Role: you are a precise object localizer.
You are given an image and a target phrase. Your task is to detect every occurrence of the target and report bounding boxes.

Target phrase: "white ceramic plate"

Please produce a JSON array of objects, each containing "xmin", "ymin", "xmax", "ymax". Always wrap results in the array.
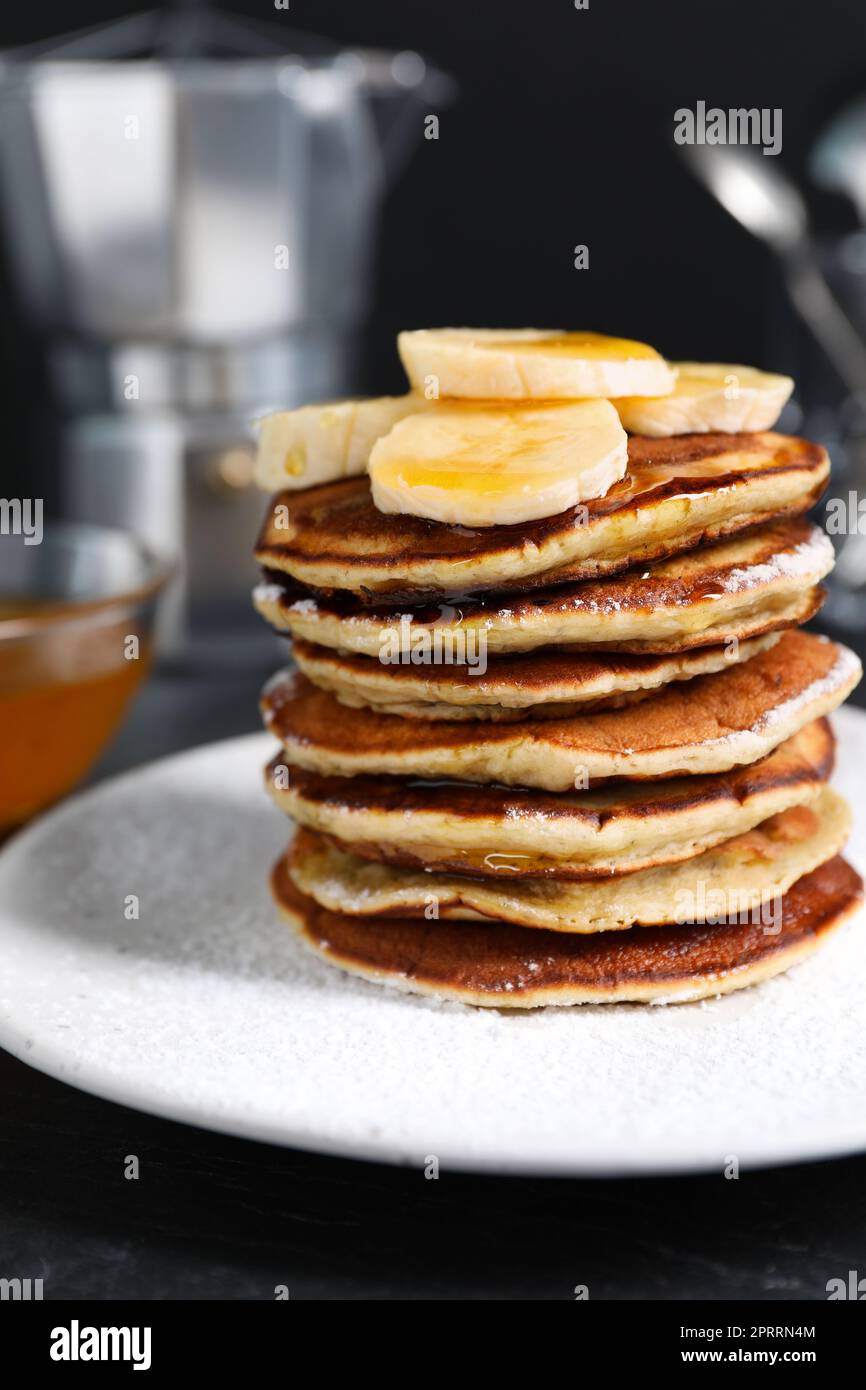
[{"xmin": 1, "ymin": 710, "xmax": 865, "ymax": 1177}]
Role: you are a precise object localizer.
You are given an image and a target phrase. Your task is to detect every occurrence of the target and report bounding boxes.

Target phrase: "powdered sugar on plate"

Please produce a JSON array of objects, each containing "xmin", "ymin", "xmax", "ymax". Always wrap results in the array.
[{"xmin": 0, "ymin": 715, "xmax": 864, "ymax": 1176}]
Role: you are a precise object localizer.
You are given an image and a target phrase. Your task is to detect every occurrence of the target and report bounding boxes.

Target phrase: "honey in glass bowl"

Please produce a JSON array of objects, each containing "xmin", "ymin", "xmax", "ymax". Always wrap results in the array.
[{"xmin": 0, "ymin": 523, "xmax": 172, "ymax": 833}]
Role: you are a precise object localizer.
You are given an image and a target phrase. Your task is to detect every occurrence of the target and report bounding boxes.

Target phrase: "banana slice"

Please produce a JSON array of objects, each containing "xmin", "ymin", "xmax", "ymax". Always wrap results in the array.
[
  {"xmin": 615, "ymin": 362, "xmax": 794, "ymax": 436},
  {"xmin": 397, "ymin": 328, "xmax": 675, "ymax": 399},
  {"xmin": 254, "ymin": 395, "xmax": 432, "ymax": 491},
  {"xmin": 369, "ymin": 399, "xmax": 628, "ymax": 526}
]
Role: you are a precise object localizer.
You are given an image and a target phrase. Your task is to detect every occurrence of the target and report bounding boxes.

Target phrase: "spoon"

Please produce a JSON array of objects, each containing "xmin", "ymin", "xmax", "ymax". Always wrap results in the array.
[
  {"xmin": 678, "ymin": 141, "xmax": 866, "ymax": 403},
  {"xmin": 679, "ymin": 141, "xmax": 866, "ymax": 587}
]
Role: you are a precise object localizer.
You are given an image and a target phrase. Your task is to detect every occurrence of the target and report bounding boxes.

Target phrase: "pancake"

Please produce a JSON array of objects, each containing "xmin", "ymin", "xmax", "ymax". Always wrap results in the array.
[
  {"xmin": 261, "ymin": 632, "xmax": 859, "ymax": 790},
  {"xmin": 287, "ymin": 788, "xmax": 851, "ymax": 933},
  {"xmin": 272, "ymin": 854, "xmax": 864, "ymax": 1007},
  {"xmin": 291, "ymin": 632, "xmax": 782, "ymax": 722},
  {"xmin": 255, "ymin": 519, "xmax": 832, "ymax": 657},
  {"xmin": 265, "ymin": 717, "xmax": 835, "ymax": 879},
  {"xmin": 254, "ymin": 433, "xmax": 829, "ymax": 597}
]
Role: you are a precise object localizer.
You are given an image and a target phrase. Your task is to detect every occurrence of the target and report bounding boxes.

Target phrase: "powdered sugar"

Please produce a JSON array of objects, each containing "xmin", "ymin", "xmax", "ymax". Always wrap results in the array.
[
  {"xmin": 253, "ymin": 582, "xmax": 288, "ymax": 605},
  {"xmin": 719, "ymin": 529, "xmax": 834, "ymax": 595},
  {"xmin": 752, "ymin": 643, "xmax": 862, "ymax": 735}
]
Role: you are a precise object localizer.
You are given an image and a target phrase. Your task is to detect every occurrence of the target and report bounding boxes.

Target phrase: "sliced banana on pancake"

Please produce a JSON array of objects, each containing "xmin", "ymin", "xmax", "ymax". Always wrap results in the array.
[
  {"xmin": 254, "ymin": 395, "xmax": 432, "ymax": 492},
  {"xmin": 273, "ymin": 854, "xmax": 863, "ymax": 1007},
  {"xmin": 262, "ymin": 632, "xmax": 859, "ymax": 790},
  {"xmin": 397, "ymin": 328, "xmax": 675, "ymax": 399},
  {"xmin": 369, "ymin": 399, "xmax": 628, "ymax": 526},
  {"xmin": 287, "ymin": 789, "xmax": 851, "ymax": 934},
  {"xmin": 254, "ymin": 433, "xmax": 830, "ymax": 597},
  {"xmin": 615, "ymin": 363, "xmax": 794, "ymax": 436},
  {"xmin": 257, "ymin": 519, "xmax": 832, "ymax": 657},
  {"xmin": 292, "ymin": 633, "xmax": 781, "ymax": 722},
  {"xmin": 265, "ymin": 718, "xmax": 835, "ymax": 880}
]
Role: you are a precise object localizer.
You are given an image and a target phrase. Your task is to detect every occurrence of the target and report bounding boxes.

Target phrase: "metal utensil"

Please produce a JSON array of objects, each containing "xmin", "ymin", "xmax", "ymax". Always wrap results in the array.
[
  {"xmin": 811, "ymin": 95, "xmax": 866, "ymax": 224},
  {"xmin": 678, "ymin": 141, "xmax": 866, "ymax": 404}
]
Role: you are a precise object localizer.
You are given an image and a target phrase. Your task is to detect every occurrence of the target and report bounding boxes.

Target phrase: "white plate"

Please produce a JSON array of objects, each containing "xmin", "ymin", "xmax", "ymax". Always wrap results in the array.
[{"xmin": 1, "ymin": 710, "xmax": 866, "ymax": 1178}]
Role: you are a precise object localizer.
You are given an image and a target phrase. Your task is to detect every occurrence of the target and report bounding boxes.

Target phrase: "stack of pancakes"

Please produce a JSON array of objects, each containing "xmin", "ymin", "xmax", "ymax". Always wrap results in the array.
[{"xmin": 252, "ymin": 348, "xmax": 863, "ymax": 1008}]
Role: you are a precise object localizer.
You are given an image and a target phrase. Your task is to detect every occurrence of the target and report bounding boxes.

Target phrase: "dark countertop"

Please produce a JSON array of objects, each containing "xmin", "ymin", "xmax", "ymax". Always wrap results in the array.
[{"xmin": 2, "ymin": 620, "xmax": 866, "ymax": 1302}]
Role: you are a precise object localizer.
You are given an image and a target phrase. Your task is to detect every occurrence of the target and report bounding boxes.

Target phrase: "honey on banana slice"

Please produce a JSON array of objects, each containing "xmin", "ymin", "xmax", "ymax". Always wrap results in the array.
[
  {"xmin": 616, "ymin": 362, "xmax": 793, "ymax": 435},
  {"xmin": 369, "ymin": 398, "xmax": 628, "ymax": 526},
  {"xmin": 254, "ymin": 394, "xmax": 433, "ymax": 491},
  {"xmin": 398, "ymin": 327, "xmax": 675, "ymax": 399}
]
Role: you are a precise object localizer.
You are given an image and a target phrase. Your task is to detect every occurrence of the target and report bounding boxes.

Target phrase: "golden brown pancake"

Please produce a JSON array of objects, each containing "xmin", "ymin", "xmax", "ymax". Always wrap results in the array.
[
  {"xmin": 271, "ymin": 854, "xmax": 863, "ymax": 1007},
  {"xmin": 287, "ymin": 789, "xmax": 851, "ymax": 933},
  {"xmin": 291, "ymin": 632, "xmax": 781, "ymax": 722},
  {"xmin": 261, "ymin": 632, "xmax": 860, "ymax": 790},
  {"xmin": 254, "ymin": 433, "xmax": 830, "ymax": 597},
  {"xmin": 265, "ymin": 718, "xmax": 836, "ymax": 879},
  {"xmin": 255, "ymin": 518, "xmax": 832, "ymax": 657}
]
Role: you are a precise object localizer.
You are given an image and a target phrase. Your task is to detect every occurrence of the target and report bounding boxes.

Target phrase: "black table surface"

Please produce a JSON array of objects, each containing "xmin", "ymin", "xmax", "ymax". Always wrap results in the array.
[{"xmin": 3, "ymin": 623, "xmax": 866, "ymax": 1302}]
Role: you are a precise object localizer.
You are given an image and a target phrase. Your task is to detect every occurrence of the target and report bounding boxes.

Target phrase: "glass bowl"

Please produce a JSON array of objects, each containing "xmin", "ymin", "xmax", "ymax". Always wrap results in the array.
[{"xmin": 0, "ymin": 521, "xmax": 172, "ymax": 832}]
